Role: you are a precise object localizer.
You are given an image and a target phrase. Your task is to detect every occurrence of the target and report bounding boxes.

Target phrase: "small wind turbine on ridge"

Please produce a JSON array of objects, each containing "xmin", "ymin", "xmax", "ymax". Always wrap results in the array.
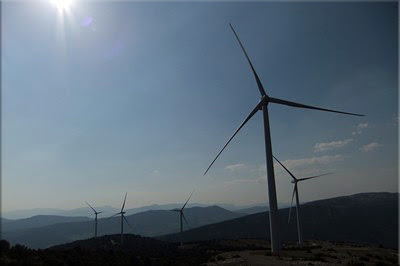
[
  {"xmin": 86, "ymin": 201, "xmax": 102, "ymax": 238},
  {"xmin": 171, "ymin": 190, "xmax": 194, "ymax": 247},
  {"xmin": 274, "ymin": 155, "xmax": 331, "ymax": 244},
  {"xmin": 110, "ymin": 192, "xmax": 133, "ymax": 247}
]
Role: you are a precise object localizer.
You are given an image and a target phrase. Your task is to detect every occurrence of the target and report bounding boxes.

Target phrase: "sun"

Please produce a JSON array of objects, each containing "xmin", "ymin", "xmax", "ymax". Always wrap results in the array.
[{"xmin": 50, "ymin": 0, "xmax": 74, "ymax": 12}]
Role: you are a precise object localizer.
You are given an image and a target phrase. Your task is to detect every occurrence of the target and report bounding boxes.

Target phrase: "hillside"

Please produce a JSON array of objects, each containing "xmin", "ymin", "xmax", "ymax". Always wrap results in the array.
[
  {"xmin": 2, "ymin": 206, "xmax": 244, "ymax": 249},
  {"xmin": 159, "ymin": 192, "xmax": 398, "ymax": 248}
]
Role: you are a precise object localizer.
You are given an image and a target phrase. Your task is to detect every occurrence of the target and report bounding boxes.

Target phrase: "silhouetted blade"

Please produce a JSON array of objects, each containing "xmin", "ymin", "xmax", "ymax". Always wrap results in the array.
[
  {"xmin": 182, "ymin": 190, "xmax": 195, "ymax": 210},
  {"xmin": 273, "ymin": 156, "xmax": 297, "ymax": 181},
  {"xmin": 269, "ymin": 97, "xmax": 364, "ymax": 117},
  {"xmin": 109, "ymin": 213, "xmax": 120, "ymax": 218},
  {"xmin": 123, "ymin": 216, "xmax": 134, "ymax": 230},
  {"xmin": 204, "ymin": 101, "xmax": 262, "ymax": 176},
  {"xmin": 121, "ymin": 192, "xmax": 127, "ymax": 212},
  {"xmin": 288, "ymin": 185, "xmax": 296, "ymax": 223},
  {"xmin": 170, "ymin": 209, "xmax": 181, "ymax": 212},
  {"xmin": 229, "ymin": 23, "xmax": 267, "ymax": 97},
  {"xmin": 85, "ymin": 202, "xmax": 96, "ymax": 213},
  {"xmin": 97, "ymin": 211, "xmax": 103, "ymax": 215},
  {"xmin": 298, "ymin": 173, "xmax": 332, "ymax": 182},
  {"xmin": 182, "ymin": 213, "xmax": 189, "ymax": 227}
]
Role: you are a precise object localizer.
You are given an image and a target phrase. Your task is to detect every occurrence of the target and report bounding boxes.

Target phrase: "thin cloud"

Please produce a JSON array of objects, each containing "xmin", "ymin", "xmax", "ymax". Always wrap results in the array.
[
  {"xmin": 224, "ymin": 163, "xmax": 245, "ymax": 171},
  {"xmin": 361, "ymin": 142, "xmax": 382, "ymax": 152},
  {"xmin": 357, "ymin": 123, "xmax": 368, "ymax": 129},
  {"xmin": 314, "ymin": 139, "xmax": 353, "ymax": 152},
  {"xmin": 277, "ymin": 155, "xmax": 344, "ymax": 169},
  {"xmin": 223, "ymin": 175, "xmax": 265, "ymax": 186},
  {"xmin": 353, "ymin": 122, "xmax": 368, "ymax": 135}
]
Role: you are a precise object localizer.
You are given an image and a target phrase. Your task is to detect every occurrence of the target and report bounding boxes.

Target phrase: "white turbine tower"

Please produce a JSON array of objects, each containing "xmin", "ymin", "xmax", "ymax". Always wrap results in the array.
[
  {"xmin": 274, "ymin": 156, "xmax": 331, "ymax": 244},
  {"xmin": 171, "ymin": 190, "xmax": 194, "ymax": 247},
  {"xmin": 110, "ymin": 192, "xmax": 132, "ymax": 246},
  {"xmin": 203, "ymin": 24, "xmax": 364, "ymax": 252},
  {"xmin": 86, "ymin": 202, "xmax": 102, "ymax": 238}
]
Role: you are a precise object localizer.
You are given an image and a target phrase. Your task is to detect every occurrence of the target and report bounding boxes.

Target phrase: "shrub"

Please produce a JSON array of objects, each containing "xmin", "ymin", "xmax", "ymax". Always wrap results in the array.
[{"xmin": 0, "ymin": 240, "xmax": 10, "ymax": 252}]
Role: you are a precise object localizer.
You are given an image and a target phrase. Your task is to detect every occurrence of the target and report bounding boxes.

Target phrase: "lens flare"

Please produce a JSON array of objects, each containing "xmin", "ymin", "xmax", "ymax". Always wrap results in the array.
[{"xmin": 50, "ymin": 0, "xmax": 74, "ymax": 12}]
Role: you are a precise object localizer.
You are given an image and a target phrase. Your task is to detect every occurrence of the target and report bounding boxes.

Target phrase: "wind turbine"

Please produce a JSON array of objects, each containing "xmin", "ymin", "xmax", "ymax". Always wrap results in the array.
[
  {"xmin": 274, "ymin": 156, "xmax": 330, "ymax": 244},
  {"xmin": 171, "ymin": 190, "xmax": 194, "ymax": 247},
  {"xmin": 203, "ymin": 24, "xmax": 364, "ymax": 252},
  {"xmin": 110, "ymin": 192, "xmax": 132, "ymax": 246},
  {"xmin": 85, "ymin": 201, "xmax": 102, "ymax": 238}
]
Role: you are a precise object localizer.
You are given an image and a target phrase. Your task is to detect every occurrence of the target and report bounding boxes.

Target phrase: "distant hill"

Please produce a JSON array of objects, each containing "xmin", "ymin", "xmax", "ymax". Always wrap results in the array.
[
  {"xmin": 2, "ymin": 206, "xmax": 119, "ymax": 219},
  {"xmin": 2, "ymin": 215, "xmax": 91, "ymax": 232},
  {"xmin": 2, "ymin": 206, "xmax": 245, "ymax": 249},
  {"xmin": 1, "ymin": 203, "xmax": 240, "ymax": 219},
  {"xmin": 159, "ymin": 192, "xmax": 398, "ymax": 248},
  {"xmin": 236, "ymin": 206, "xmax": 269, "ymax": 214}
]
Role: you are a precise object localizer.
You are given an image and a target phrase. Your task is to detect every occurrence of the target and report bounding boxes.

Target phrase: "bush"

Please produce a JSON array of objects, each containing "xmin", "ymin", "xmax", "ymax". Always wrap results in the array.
[{"xmin": 0, "ymin": 240, "xmax": 10, "ymax": 252}]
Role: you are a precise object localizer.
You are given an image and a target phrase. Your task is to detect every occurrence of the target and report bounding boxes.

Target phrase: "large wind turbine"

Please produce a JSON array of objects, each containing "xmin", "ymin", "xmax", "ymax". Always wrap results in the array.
[
  {"xmin": 274, "ymin": 156, "xmax": 330, "ymax": 244},
  {"xmin": 110, "ymin": 192, "xmax": 132, "ymax": 246},
  {"xmin": 171, "ymin": 190, "xmax": 194, "ymax": 247},
  {"xmin": 203, "ymin": 24, "xmax": 363, "ymax": 252},
  {"xmin": 86, "ymin": 201, "xmax": 102, "ymax": 238}
]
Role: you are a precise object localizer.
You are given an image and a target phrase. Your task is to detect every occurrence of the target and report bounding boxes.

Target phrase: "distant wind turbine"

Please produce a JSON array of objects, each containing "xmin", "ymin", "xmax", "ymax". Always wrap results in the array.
[
  {"xmin": 85, "ymin": 201, "xmax": 102, "ymax": 238},
  {"xmin": 110, "ymin": 192, "xmax": 133, "ymax": 246},
  {"xmin": 171, "ymin": 190, "xmax": 194, "ymax": 247},
  {"xmin": 203, "ymin": 23, "xmax": 363, "ymax": 252},
  {"xmin": 274, "ymin": 156, "xmax": 331, "ymax": 244}
]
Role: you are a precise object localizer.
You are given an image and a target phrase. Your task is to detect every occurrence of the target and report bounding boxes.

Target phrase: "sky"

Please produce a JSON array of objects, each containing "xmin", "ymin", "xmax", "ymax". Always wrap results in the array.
[{"xmin": 2, "ymin": 1, "xmax": 398, "ymax": 212}]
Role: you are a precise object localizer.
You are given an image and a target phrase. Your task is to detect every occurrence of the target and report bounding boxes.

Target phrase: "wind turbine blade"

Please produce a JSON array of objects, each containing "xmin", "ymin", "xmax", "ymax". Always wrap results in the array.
[
  {"xmin": 182, "ymin": 190, "xmax": 194, "ymax": 210},
  {"xmin": 273, "ymin": 156, "xmax": 297, "ymax": 181},
  {"xmin": 123, "ymin": 216, "xmax": 134, "ymax": 230},
  {"xmin": 121, "ymin": 192, "xmax": 127, "ymax": 212},
  {"xmin": 298, "ymin": 173, "xmax": 332, "ymax": 182},
  {"xmin": 85, "ymin": 202, "xmax": 97, "ymax": 213},
  {"xmin": 203, "ymin": 101, "xmax": 262, "ymax": 176},
  {"xmin": 229, "ymin": 23, "xmax": 267, "ymax": 97},
  {"xmin": 170, "ymin": 209, "xmax": 181, "ymax": 212},
  {"xmin": 288, "ymin": 185, "xmax": 296, "ymax": 223},
  {"xmin": 97, "ymin": 211, "xmax": 103, "ymax": 214},
  {"xmin": 182, "ymin": 212, "xmax": 189, "ymax": 228},
  {"xmin": 269, "ymin": 97, "xmax": 364, "ymax": 117},
  {"xmin": 109, "ymin": 213, "xmax": 120, "ymax": 218}
]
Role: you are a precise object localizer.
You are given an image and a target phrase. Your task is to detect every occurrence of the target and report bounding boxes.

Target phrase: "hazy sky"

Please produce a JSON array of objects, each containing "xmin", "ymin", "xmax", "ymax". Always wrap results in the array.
[{"xmin": 2, "ymin": 1, "xmax": 398, "ymax": 212}]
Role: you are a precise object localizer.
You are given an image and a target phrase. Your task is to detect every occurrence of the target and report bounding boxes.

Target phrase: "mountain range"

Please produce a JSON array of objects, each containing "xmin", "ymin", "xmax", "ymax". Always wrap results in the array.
[
  {"xmin": 158, "ymin": 192, "xmax": 398, "ymax": 248},
  {"xmin": 1, "ymin": 203, "xmax": 268, "ymax": 219},
  {"xmin": 2, "ymin": 206, "xmax": 245, "ymax": 249}
]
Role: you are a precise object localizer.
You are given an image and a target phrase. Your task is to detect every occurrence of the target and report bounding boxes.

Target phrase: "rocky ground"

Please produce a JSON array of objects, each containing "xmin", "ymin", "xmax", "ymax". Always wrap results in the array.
[{"xmin": 203, "ymin": 239, "xmax": 398, "ymax": 266}]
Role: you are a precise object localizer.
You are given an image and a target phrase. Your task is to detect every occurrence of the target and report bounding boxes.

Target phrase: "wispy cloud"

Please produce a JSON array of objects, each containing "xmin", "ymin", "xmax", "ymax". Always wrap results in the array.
[
  {"xmin": 223, "ymin": 175, "xmax": 265, "ymax": 186},
  {"xmin": 152, "ymin": 170, "xmax": 159, "ymax": 174},
  {"xmin": 314, "ymin": 139, "xmax": 353, "ymax": 152},
  {"xmin": 224, "ymin": 163, "xmax": 245, "ymax": 171},
  {"xmin": 361, "ymin": 142, "xmax": 382, "ymax": 152},
  {"xmin": 277, "ymin": 155, "xmax": 344, "ymax": 169},
  {"xmin": 352, "ymin": 122, "xmax": 368, "ymax": 135}
]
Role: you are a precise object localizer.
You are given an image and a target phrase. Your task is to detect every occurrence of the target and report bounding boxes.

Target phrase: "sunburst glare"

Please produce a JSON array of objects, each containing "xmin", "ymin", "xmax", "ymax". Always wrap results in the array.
[{"xmin": 50, "ymin": 0, "xmax": 74, "ymax": 13}]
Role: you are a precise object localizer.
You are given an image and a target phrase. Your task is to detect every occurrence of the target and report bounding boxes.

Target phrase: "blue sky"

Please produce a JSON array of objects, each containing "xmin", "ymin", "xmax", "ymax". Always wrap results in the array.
[{"xmin": 2, "ymin": 1, "xmax": 398, "ymax": 212}]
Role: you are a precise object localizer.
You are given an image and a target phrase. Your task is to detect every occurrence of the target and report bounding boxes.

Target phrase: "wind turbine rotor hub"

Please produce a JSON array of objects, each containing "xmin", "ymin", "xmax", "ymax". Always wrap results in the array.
[{"xmin": 260, "ymin": 95, "xmax": 270, "ymax": 107}]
